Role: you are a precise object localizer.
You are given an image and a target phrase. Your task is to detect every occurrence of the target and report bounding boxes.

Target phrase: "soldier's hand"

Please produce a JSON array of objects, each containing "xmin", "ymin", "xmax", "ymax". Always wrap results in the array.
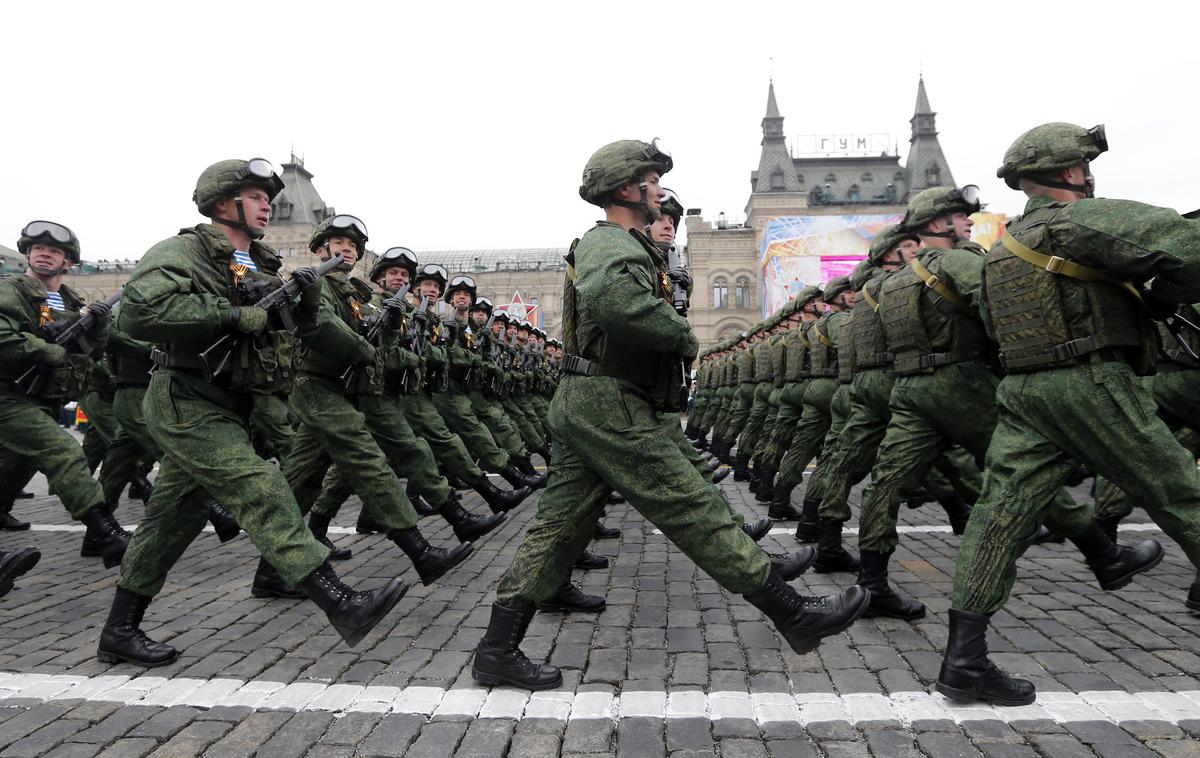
[
  {"xmin": 227, "ymin": 305, "xmax": 270, "ymax": 335},
  {"xmin": 666, "ymin": 266, "xmax": 693, "ymax": 292},
  {"xmin": 291, "ymin": 266, "xmax": 320, "ymax": 288},
  {"xmin": 86, "ymin": 300, "xmax": 113, "ymax": 322},
  {"xmin": 383, "ymin": 293, "xmax": 408, "ymax": 313},
  {"xmin": 299, "ymin": 279, "xmax": 323, "ymax": 312}
]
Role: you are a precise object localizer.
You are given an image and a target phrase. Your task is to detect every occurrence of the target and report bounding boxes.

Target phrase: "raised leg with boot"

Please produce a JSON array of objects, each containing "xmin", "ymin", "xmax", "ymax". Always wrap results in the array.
[
  {"xmin": 743, "ymin": 568, "xmax": 871, "ymax": 655},
  {"xmin": 439, "ymin": 494, "xmax": 506, "ymax": 542},
  {"xmin": 207, "ymin": 500, "xmax": 241, "ymax": 543},
  {"xmin": 298, "ymin": 560, "xmax": 409, "ymax": 647},
  {"xmin": 537, "ymin": 580, "xmax": 605, "ymax": 613},
  {"xmin": 80, "ymin": 507, "xmax": 130, "ymax": 568},
  {"xmin": 251, "ymin": 557, "xmax": 307, "ymax": 599},
  {"xmin": 1068, "ymin": 522, "xmax": 1163, "ymax": 591},
  {"xmin": 391, "ymin": 528, "xmax": 473, "ymax": 585},
  {"xmin": 475, "ymin": 475, "xmax": 531, "ymax": 514}
]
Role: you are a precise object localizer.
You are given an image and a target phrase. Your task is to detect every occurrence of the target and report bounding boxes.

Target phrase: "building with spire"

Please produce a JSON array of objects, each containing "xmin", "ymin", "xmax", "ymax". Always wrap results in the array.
[
  {"xmin": 685, "ymin": 76, "xmax": 959, "ymax": 347},
  {"xmin": 261, "ymin": 153, "xmax": 338, "ymax": 271}
]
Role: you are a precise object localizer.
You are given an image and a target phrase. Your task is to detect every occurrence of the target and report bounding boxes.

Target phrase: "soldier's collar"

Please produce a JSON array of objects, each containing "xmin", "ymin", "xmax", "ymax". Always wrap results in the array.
[{"xmin": 1023, "ymin": 195, "xmax": 1062, "ymax": 213}]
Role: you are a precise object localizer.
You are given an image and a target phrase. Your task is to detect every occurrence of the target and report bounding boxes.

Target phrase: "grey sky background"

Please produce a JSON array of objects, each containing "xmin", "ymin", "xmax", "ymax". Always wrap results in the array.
[{"xmin": 3, "ymin": 0, "xmax": 1197, "ymax": 262}]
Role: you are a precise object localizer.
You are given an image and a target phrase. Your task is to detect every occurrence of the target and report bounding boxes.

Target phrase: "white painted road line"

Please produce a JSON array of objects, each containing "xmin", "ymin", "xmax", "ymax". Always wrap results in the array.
[
  {"xmin": 653, "ymin": 523, "xmax": 1165, "ymax": 538},
  {"xmin": 1, "ymin": 672, "xmax": 1197, "ymax": 725}
]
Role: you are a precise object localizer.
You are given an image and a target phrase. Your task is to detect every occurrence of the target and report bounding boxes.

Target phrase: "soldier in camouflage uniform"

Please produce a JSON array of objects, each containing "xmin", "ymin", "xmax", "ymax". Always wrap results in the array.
[
  {"xmin": 736, "ymin": 317, "xmax": 782, "ymax": 492},
  {"xmin": 471, "ymin": 139, "xmax": 868, "ymax": 690},
  {"xmin": 103, "ymin": 160, "xmax": 409, "ymax": 666},
  {"xmin": 0, "ymin": 220, "xmax": 129, "ymax": 563},
  {"xmin": 939, "ymin": 124, "xmax": 1198, "ymax": 705}
]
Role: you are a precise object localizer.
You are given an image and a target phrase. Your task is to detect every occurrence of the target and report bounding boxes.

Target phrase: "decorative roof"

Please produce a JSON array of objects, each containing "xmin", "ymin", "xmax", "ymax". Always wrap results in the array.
[
  {"xmin": 903, "ymin": 77, "xmax": 955, "ymax": 193},
  {"xmin": 753, "ymin": 81, "xmax": 800, "ymax": 193},
  {"xmin": 270, "ymin": 154, "xmax": 334, "ymax": 226}
]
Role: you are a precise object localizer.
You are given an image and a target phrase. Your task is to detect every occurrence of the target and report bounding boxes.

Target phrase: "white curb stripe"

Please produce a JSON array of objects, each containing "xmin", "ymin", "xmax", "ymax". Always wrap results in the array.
[
  {"xmin": 0, "ymin": 672, "xmax": 1197, "ymax": 725},
  {"xmin": 654, "ymin": 523, "xmax": 1164, "ymax": 538}
]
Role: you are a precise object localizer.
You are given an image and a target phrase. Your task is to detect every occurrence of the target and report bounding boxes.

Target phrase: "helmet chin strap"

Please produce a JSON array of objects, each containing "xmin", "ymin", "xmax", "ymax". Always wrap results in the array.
[
  {"xmin": 212, "ymin": 191, "xmax": 266, "ymax": 240},
  {"xmin": 1030, "ymin": 166, "xmax": 1095, "ymax": 198},
  {"xmin": 612, "ymin": 177, "xmax": 661, "ymax": 233},
  {"xmin": 921, "ymin": 214, "xmax": 962, "ymax": 244}
]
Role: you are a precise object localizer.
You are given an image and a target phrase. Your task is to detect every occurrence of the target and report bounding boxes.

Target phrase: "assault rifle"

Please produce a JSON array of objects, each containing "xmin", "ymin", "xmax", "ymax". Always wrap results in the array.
[
  {"xmin": 199, "ymin": 255, "xmax": 343, "ymax": 382},
  {"xmin": 17, "ymin": 288, "xmax": 123, "ymax": 395},
  {"xmin": 341, "ymin": 283, "xmax": 410, "ymax": 389},
  {"xmin": 398, "ymin": 295, "xmax": 432, "ymax": 394},
  {"xmin": 657, "ymin": 245, "xmax": 691, "ymax": 411}
]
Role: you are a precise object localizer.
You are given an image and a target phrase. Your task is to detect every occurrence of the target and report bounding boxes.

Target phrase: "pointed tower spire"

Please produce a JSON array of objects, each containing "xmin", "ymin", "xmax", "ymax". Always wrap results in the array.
[
  {"xmin": 753, "ymin": 80, "xmax": 799, "ymax": 193},
  {"xmin": 903, "ymin": 76, "xmax": 955, "ymax": 196}
]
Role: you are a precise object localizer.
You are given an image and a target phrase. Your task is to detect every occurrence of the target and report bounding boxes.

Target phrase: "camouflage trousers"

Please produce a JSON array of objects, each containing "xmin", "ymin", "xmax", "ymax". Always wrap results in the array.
[
  {"xmin": 1094, "ymin": 370, "xmax": 1200, "ymax": 521},
  {"xmin": 777, "ymin": 378, "xmax": 837, "ymax": 489},
  {"xmin": 400, "ymin": 391, "xmax": 486, "ymax": 483},
  {"xmin": 949, "ymin": 362, "xmax": 1200, "ymax": 613},
  {"xmin": 80, "ymin": 388, "xmax": 117, "ymax": 473},
  {"xmin": 283, "ymin": 376, "xmax": 419, "ymax": 531},
  {"xmin": 709, "ymin": 386, "xmax": 736, "ymax": 439},
  {"xmin": 468, "ymin": 389, "xmax": 529, "ymax": 460},
  {"xmin": 501, "ymin": 395, "xmax": 546, "ymax": 453},
  {"xmin": 250, "ymin": 392, "xmax": 295, "ymax": 462},
  {"xmin": 752, "ymin": 388, "xmax": 784, "ymax": 468},
  {"xmin": 722, "ymin": 383, "xmax": 758, "ymax": 445},
  {"xmin": 99, "ymin": 386, "xmax": 158, "ymax": 503},
  {"xmin": 312, "ymin": 391, "xmax": 454, "ymax": 518},
  {"xmin": 495, "ymin": 376, "xmax": 770, "ymax": 606},
  {"xmin": 433, "ymin": 380, "xmax": 510, "ymax": 471},
  {"xmin": 808, "ymin": 383, "xmax": 853, "ymax": 521},
  {"xmin": 737, "ymin": 382, "xmax": 775, "ymax": 459},
  {"xmin": 760, "ymin": 381, "xmax": 806, "ymax": 474},
  {"xmin": 119, "ymin": 371, "xmax": 328, "ymax": 596},
  {"xmin": 0, "ymin": 385, "xmax": 106, "ymax": 519}
]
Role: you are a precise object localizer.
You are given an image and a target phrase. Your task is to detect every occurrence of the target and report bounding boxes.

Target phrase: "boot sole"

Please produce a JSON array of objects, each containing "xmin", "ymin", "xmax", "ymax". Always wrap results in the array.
[
  {"xmin": 455, "ymin": 515, "xmax": 507, "ymax": 543},
  {"xmin": 251, "ymin": 587, "xmax": 307, "ymax": 599},
  {"xmin": 337, "ymin": 580, "xmax": 410, "ymax": 647},
  {"xmin": 935, "ymin": 681, "xmax": 1035, "ymax": 707},
  {"xmin": 0, "ymin": 524, "xmax": 31, "ymax": 531},
  {"xmin": 215, "ymin": 529, "xmax": 241, "ymax": 543},
  {"xmin": 1097, "ymin": 547, "xmax": 1164, "ymax": 591},
  {"xmin": 813, "ymin": 562, "xmax": 861, "ymax": 575},
  {"xmin": 471, "ymin": 666, "xmax": 563, "ymax": 690},
  {"xmin": 536, "ymin": 602, "xmax": 606, "ymax": 613},
  {"xmin": 573, "ymin": 561, "xmax": 610, "ymax": 570},
  {"xmin": 97, "ymin": 648, "xmax": 181, "ymax": 668},
  {"xmin": 861, "ymin": 603, "xmax": 926, "ymax": 620},
  {"xmin": 1, "ymin": 549, "xmax": 41, "ymax": 579},
  {"xmin": 101, "ymin": 547, "xmax": 126, "ymax": 570},
  {"xmin": 787, "ymin": 590, "xmax": 872, "ymax": 655},
  {"xmin": 419, "ymin": 544, "xmax": 474, "ymax": 586}
]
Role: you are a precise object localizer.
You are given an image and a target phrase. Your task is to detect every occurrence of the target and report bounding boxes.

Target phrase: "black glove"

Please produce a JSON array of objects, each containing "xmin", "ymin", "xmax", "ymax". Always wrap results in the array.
[
  {"xmin": 291, "ymin": 266, "xmax": 320, "ymax": 288},
  {"xmin": 666, "ymin": 267, "xmax": 693, "ymax": 292},
  {"xmin": 383, "ymin": 293, "xmax": 408, "ymax": 313},
  {"xmin": 1142, "ymin": 289, "xmax": 1178, "ymax": 321},
  {"xmin": 86, "ymin": 300, "xmax": 113, "ymax": 322}
]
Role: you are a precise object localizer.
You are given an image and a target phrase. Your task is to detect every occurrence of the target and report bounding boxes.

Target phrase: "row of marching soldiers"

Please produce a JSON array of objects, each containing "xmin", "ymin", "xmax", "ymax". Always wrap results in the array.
[
  {"xmin": 0, "ymin": 156, "xmax": 586, "ymax": 664},
  {"xmin": 687, "ymin": 122, "xmax": 1200, "ymax": 705}
]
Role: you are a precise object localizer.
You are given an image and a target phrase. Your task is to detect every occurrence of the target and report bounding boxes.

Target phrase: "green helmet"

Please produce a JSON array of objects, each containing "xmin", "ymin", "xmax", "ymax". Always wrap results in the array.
[
  {"xmin": 822, "ymin": 275, "xmax": 852, "ymax": 303},
  {"xmin": 797, "ymin": 285, "xmax": 823, "ymax": 308},
  {"xmin": 193, "ymin": 158, "xmax": 284, "ymax": 215},
  {"xmin": 868, "ymin": 224, "xmax": 920, "ymax": 264},
  {"xmin": 849, "ymin": 259, "xmax": 875, "ymax": 290},
  {"xmin": 660, "ymin": 187, "xmax": 684, "ymax": 226},
  {"xmin": 370, "ymin": 246, "xmax": 418, "ymax": 283},
  {"xmin": 579, "ymin": 139, "xmax": 672, "ymax": 206},
  {"xmin": 18, "ymin": 220, "xmax": 81, "ymax": 264},
  {"xmin": 444, "ymin": 274, "xmax": 477, "ymax": 305},
  {"xmin": 310, "ymin": 214, "xmax": 369, "ymax": 255},
  {"xmin": 903, "ymin": 185, "xmax": 982, "ymax": 231},
  {"xmin": 997, "ymin": 122, "xmax": 1108, "ymax": 190},
  {"xmin": 472, "ymin": 296, "xmax": 494, "ymax": 314}
]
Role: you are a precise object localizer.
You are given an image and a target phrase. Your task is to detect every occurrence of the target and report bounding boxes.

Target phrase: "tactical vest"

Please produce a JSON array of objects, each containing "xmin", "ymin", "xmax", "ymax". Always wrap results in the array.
[
  {"xmin": 4, "ymin": 274, "xmax": 90, "ymax": 401},
  {"xmin": 838, "ymin": 313, "xmax": 855, "ymax": 384},
  {"xmin": 736, "ymin": 348, "xmax": 756, "ymax": 384},
  {"xmin": 770, "ymin": 335, "xmax": 787, "ymax": 388},
  {"xmin": 881, "ymin": 249, "xmax": 990, "ymax": 376},
  {"xmin": 753, "ymin": 339, "xmax": 774, "ymax": 382},
  {"xmin": 808, "ymin": 316, "xmax": 838, "ymax": 377},
  {"xmin": 1158, "ymin": 304, "xmax": 1200, "ymax": 368},
  {"xmin": 852, "ymin": 276, "xmax": 893, "ymax": 370},
  {"xmin": 986, "ymin": 203, "xmax": 1155, "ymax": 374},
  {"xmin": 783, "ymin": 326, "xmax": 809, "ymax": 382}
]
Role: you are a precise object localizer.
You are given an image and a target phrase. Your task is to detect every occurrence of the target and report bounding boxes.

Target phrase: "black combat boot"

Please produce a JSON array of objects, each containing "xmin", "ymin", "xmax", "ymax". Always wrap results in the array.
[
  {"xmin": 903, "ymin": 487, "xmax": 934, "ymax": 509},
  {"xmin": 793, "ymin": 496, "xmax": 820, "ymax": 541},
  {"xmin": 693, "ymin": 433, "xmax": 709, "ymax": 451},
  {"xmin": 813, "ymin": 520, "xmax": 860, "ymax": 574},
  {"xmin": 732, "ymin": 453, "xmax": 751, "ymax": 482},
  {"xmin": 499, "ymin": 463, "xmax": 546, "ymax": 490},
  {"xmin": 80, "ymin": 507, "xmax": 130, "ymax": 568},
  {"xmin": 0, "ymin": 547, "xmax": 40, "ymax": 598},
  {"xmin": 97, "ymin": 587, "xmax": 180, "ymax": 667},
  {"xmin": 474, "ymin": 475, "xmax": 531, "ymax": 514},
  {"xmin": 937, "ymin": 608, "xmax": 1035, "ymax": 706},
  {"xmin": 0, "ymin": 511, "xmax": 30, "ymax": 531},
  {"xmin": 755, "ymin": 466, "xmax": 777, "ymax": 503},
  {"xmin": 439, "ymin": 494, "xmax": 506, "ymax": 542},
  {"xmin": 574, "ymin": 550, "xmax": 609, "ymax": 570},
  {"xmin": 128, "ymin": 471, "xmax": 154, "ymax": 504},
  {"xmin": 1187, "ymin": 570, "xmax": 1200, "ymax": 612},
  {"xmin": 537, "ymin": 445, "xmax": 553, "ymax": 467},
  {"xmin": 207, "ymin": 500, "xmax": 241, "ymax": 543},
  {"xmin": 594, "ymin": 520, "xmax": 620, "ymax": 540},
  {"xmin": 405, "ymin": 482, "xmax": 435, "ymax": 517},
  {"xmin": 606, "ymin": 492, "xmax": 626, "ymax": 505},
  {"xmin": 770, "ymin": 482, "xmax": 802, "ymax": 521},
  {"xmin": 769, "ymin": 547, "xmax": 816, "ymax": 581},
  {"xmin": 308, "ymin": 511, "xmax": 351, "ymax": 560},
  {"xmin": 252, "ymin": 557, "xmax": 307, "ymax": 599},
  {"xmin": 712, "ymin": 467, "xmax": 731, "ymax": 484},
  {"xmin": 748, "ymin": 463, "xmax": 761, "ymax": 494},
  {"xmin": 391, "ymin": 528, "xmax": 473, "ymax": 585},
  {"xmin": 471, "ymin": 602, "xmax": 563, "ymax": 689},
  {"xmin": 742, "ymin": 517, "xmax": 773, "ymax": 542},
  {"xmin": 856, "ymin": 550, "xmax": 925, "ymax": 619},
  {"xmin": 744, "ymin": 568, "xmax": 870, "ymax": 655},
  {"xmin": 298, "ymin": 561, "xmax": 410, "ymax": 647},
  {"xmin": 356, "ymin": 508, "xmax": 385, "ymax": 534},
  {"xmin": 1032, "ymin": 524, "xmax": 1064, "ymax": 544},
  {"xmin": 512, "ymin": 455, "xmax": 547, "ymax": 489},
  {"xmin": 537, "ymin": 580, "xmax": 606, "ymax": 613},
  {"xmin": 1068, "ymin": 522, "xmax": 1163, "ymax": 591},
  {"xmin": 938, "ymin": 495, "xmax": 972, "ymax": 536},
  {"xmin": 1094, "ymin": 514, "xmax": 1121, "ymax": 543}
]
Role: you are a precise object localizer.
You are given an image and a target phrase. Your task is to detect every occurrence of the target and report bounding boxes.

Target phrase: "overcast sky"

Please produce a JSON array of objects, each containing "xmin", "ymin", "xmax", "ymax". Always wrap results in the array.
[{"xmin": 4, "ymin": 0, "xmax": 1198, "ymax": 262}]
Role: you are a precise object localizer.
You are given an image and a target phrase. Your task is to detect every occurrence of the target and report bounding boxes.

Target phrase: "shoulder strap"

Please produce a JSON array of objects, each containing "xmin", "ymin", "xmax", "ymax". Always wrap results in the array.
[
  {"xmin": 1000, "ymin": 233, "xmax": 1143, "ymax": 303},
  {"xmin": 812, "ymin": 320, "xmax": 834, "ymax": 347},
  {"xmin": 860, "ymin": 286, "xmax": 880, "ymax": 312},
  {"xmin": 910, "ymin": 257, "xmax": 972, "ymax": 314}
]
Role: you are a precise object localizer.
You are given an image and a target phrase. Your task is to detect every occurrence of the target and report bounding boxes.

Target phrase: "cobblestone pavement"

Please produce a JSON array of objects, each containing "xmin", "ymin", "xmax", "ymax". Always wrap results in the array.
[{"xmin": 1, "ymin": 459, "xmax": 1198, "ymax": 757}]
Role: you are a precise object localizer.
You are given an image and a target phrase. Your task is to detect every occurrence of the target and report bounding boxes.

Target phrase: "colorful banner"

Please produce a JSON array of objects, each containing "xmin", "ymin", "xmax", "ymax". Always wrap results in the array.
[
  {"xmin": 503, "ymin": 291, "xmax": 542, "ymax": 327},
  {"xmin": 970, "ymin": 211, "xmax": 1007, "ymax": 251},
  {"xmin": 759, "ymin": 213, "xmax": 902, "ymax": 316}
]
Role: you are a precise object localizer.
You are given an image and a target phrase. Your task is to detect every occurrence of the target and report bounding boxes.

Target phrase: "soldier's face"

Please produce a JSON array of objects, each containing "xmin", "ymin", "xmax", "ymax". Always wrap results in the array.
[
  {"xmin": 898, "ymin": 239, "xmax": 921, "ymax": 264},
  {"xmin": 951, "ymin": 211, "xmax": 973, "ymax": 240},
  {"xmin": 418, "ymin": 280, "xmax": 442, "ymax": 300},
  {"xmin": 507, "ymin": 324, "xmax": 518, "ymax": 337},
  {"xmin": 836, "ymin": 292, "xmax": 856, "ymax": 310},
  {"xmin": 451, "ymin": 290, "xmax": 472, "ymax": 310},
  {"xmin": 650, "ymin": 213, "xmax": 676, "ymax": 244},
  {"xmin": 215, "ymin": 188, "xmax": 272, "ymax": 234},
  {"xmin": 615, "ymin": 171, "xmax": 665, "ymax": 210},
  {"xmin": 383, "ymin": 266, "xmax": 410, "ymax": 291},
  {"xmin": 492, "ymin": 321, "xmax": 504, "ymax": 336},
  {"xmin": 26, "ymin": 244, "xmax": 70, "ymax": 276},
  {"xmin": 471, "ymin": 309, "xmax": 487, "ymax": 327}
]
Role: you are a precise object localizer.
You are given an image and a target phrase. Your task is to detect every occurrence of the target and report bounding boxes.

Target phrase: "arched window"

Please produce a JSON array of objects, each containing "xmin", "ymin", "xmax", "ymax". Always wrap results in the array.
[
  {"xmin": 734, "ymin": 278, "xmax": 752, "ymax": 309},
  {"xmin": 712, "ymin": 279, "xmax": 729, "ymax": 309},
  {"xmin": 925, "ymin": 164, "xmax": 941, "ymax": 185},
  {"xmin": 847, "ymin": 184, "xmax": 861, "ymax": 201},
  {"xmin": 770, "ymin": 170, "xmax": 785, "ymax": 190}
]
